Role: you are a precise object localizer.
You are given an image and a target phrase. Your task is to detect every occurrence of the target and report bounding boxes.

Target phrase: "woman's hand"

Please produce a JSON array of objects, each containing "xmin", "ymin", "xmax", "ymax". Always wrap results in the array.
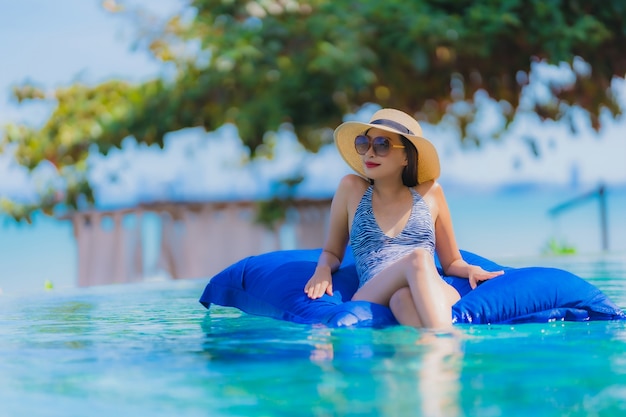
[
  {"xmin": 468, "ymin": 265, "xmax": 504, "ymax": 289},
  {"xmin": 305, "ymin": 267, "xmax": 334, "ymax": 299}
]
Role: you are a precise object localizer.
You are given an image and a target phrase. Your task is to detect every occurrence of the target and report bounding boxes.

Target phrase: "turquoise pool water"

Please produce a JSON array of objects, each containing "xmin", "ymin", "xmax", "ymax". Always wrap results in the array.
[{"xmin": 1, "ymin": 258, "xmax": 626, "ymax": 417}]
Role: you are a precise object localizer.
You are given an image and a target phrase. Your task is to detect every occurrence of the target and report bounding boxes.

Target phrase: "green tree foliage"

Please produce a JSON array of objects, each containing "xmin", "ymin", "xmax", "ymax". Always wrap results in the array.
[{"xmin": 2, "ymin": 0, "xmax": 625, "ymax": 221}]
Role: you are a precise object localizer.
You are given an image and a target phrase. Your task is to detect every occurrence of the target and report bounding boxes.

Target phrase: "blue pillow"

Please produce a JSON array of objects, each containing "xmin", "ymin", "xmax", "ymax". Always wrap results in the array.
[{"xmin": 199, "ymin": 247, "xmax": 625, "ymax": 327}]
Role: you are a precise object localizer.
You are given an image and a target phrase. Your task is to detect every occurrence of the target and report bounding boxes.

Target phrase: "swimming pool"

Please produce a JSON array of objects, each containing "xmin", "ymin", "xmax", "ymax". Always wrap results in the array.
[{"xmin": 1, "ymin": 257, "xmax": 625, "ymax": 417}]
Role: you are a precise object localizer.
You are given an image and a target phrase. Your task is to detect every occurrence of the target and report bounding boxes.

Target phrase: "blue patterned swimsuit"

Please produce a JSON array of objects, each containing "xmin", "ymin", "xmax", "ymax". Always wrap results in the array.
[{"xmin": 350, "ymin": 185, "xmax": 436, "ymax": 288}]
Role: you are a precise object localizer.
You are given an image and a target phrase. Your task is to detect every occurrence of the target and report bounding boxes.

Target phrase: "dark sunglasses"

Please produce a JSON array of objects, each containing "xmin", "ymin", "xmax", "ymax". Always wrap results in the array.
[{"xmin": 354, "ymin": 135, "xmax": 405, "ymax": 157}]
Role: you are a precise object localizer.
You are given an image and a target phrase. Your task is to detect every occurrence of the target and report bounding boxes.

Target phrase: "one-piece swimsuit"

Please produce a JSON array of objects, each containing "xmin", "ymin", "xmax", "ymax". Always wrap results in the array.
[{"xmin": 350, "ymin": 185, "xmax": 436, "ymax": 288}]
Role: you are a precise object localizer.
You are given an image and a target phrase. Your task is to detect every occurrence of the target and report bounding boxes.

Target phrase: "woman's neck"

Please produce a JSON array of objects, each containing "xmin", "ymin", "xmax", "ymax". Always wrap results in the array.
[{"xmin": 371, "ymin": 179, "xmax": 409, "ymax": 201}]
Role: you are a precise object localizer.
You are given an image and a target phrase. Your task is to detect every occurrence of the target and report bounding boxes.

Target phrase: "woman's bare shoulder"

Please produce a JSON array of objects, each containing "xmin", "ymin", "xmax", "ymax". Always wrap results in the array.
[
  {"xmin": 335, "ymin": 174, "xmax": 369, "ymax": 209},
  {"xmin": 414, "ymin": 180, "xmax": 447, "ymax": 215},
  {"xmin": 414, "ymin": 179, "xmax": 439, "ymax": 197},
  {"xmin": 337, "ymin": 174, "xmax": 370, "ymax": 193}
]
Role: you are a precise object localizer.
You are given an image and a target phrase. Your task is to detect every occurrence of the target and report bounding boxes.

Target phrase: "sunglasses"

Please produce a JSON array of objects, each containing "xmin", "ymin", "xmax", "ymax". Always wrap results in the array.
[{"xmin": 354, "ymin": 135, "xmax": 405, "ymax": 157}]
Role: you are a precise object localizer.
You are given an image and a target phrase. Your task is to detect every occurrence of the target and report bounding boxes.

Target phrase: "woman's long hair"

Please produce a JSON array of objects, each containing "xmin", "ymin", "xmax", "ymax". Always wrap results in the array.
[{"xmin": 400, "ymin": 135, "xmax": 418, "ymax": 187}]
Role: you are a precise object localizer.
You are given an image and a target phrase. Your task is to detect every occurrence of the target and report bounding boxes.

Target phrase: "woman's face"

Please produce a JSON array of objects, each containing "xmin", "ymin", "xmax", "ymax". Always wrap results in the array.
[{"xmin": 359, "ymin": 128, "xmax": 408, "ymax": 180}]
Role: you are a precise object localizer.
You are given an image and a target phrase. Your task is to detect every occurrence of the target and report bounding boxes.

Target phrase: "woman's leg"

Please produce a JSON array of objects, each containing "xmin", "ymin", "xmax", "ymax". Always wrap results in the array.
[
  {"xmin": 389, "ymin": 287, "xmax": 422, "ymax": 327},
  {"xmin": 352, "ymin": 248, "xmax": 460, "ymax": 329}
]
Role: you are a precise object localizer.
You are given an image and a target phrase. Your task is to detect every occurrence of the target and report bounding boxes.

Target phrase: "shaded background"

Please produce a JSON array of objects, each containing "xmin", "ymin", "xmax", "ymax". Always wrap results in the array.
[{"xmin": 1, "ymin": 0, "xmax": 625, "ymax": 294}]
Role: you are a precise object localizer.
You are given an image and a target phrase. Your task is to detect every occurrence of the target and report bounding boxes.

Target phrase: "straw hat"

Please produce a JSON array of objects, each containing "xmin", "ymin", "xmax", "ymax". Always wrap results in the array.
[{"xmin": 334, "ymin": 108, "xmax": 440, "ymax": 184}]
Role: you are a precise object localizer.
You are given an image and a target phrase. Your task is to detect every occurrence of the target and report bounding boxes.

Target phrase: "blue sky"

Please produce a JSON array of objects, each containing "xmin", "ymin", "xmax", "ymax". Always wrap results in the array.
[{"xmin": 1, "ymin": 0, "xmax": 625, "ymax": 210}]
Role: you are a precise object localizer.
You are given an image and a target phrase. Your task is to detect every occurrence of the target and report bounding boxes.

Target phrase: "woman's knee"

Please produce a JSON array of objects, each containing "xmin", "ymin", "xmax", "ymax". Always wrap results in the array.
[
  {"xmin": 404, "ymin": 247, "xmax": 432, "ymax": 271},
  {"xmin": 389, "ymin": 287, "xmax": 422, "ymax": 327}
]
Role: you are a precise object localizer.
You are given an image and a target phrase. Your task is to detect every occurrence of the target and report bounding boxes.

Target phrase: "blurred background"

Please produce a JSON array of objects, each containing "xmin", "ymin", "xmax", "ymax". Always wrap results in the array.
[{"xmin": 1, "ymin": 0, "xmax": 625, "ymax": 294}]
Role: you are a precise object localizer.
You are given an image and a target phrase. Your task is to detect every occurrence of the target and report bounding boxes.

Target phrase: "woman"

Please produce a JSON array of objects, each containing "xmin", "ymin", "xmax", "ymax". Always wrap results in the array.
[{"xmin": 304, "ymin": 108, "xmax": 503, "ymax": 329}]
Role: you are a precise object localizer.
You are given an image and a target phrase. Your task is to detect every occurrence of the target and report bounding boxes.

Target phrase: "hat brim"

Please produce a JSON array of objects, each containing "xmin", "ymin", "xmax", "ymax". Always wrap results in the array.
[{"xmin": 334, "ymin": 121, "xmax": 440, "ymax": 184}]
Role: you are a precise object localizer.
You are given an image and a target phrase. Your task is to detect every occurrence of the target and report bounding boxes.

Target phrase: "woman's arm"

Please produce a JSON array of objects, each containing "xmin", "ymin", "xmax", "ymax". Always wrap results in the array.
[
  {"xmin": 304, "ymin": 175, "xmax": 358, "ymax": 298},
  {"xmin": 432, "ymin": 183, "xmax": 504, "ymax": 288}
]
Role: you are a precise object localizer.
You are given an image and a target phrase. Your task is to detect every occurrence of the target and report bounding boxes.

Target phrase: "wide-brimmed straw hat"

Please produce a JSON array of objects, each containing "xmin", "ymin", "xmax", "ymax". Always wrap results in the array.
[{"xmin": 334, "ymin": 108, "xmax": 440, "ymax": 184}]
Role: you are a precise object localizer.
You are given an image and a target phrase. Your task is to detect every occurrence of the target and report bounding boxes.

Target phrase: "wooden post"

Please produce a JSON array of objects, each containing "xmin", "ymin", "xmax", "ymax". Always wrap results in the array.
[
  {"xmin": 548, "ymin": 184, "xmax": 609, "ymax": 253},
  {"xmin": 598, "ymin": 185, "xmax": 608, "ymax": 252}
]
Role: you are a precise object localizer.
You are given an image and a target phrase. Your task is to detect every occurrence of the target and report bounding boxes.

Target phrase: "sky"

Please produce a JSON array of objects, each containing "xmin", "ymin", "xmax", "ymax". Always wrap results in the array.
[{"xmin": 0, "ymin": 1, "xmax": 625, "ymax": 294}]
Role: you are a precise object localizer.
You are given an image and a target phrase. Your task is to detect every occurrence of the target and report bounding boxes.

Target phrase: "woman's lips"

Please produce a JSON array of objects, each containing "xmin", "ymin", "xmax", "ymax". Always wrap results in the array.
[{"xmin": 365, "ymin": 162, "xmax": 380, "ymax": 169}]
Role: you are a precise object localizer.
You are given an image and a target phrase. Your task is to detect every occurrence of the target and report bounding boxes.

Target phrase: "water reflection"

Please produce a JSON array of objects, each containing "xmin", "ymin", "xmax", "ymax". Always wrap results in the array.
[
  {"xmin": 307, "ymin": 326, "xmax": 335, "ymax": 362},
  {"xmin": 3, "ymin": 279, "xmax": 625, "ymax": 417},
  {"xmin": 3, "ymin": 297, "xmax": 97, "ymax": 351},
  {"xmin": 373, "ymin": 330, "xmax": 463, "ymax": 417},
  {"xmin": 418, "ymin": 333, "xmax": 463, "ymax": 417},
  {"xmin": 201, "ymin": 312, "xmax": 464, "ymax": 416}
]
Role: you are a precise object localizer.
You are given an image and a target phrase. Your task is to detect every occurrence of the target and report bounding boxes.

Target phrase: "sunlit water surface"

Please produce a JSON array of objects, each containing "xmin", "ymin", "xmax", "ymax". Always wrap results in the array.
[{"xmin": 1, "ymin": 257, "xmax": 626, "ymax": 417}]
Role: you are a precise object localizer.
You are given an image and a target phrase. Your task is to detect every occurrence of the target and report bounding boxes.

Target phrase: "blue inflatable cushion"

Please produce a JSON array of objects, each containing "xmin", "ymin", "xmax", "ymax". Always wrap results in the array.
[{"xmin": 199, "ymin": 248, "xmax": 625, "ymax": 327}]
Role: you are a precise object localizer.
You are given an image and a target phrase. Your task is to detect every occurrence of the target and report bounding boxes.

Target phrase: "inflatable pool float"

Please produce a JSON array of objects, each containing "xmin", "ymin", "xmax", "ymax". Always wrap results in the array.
[{"xmin": 199, "ymin": 248, "xmax": 626, "ymax": 327}]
